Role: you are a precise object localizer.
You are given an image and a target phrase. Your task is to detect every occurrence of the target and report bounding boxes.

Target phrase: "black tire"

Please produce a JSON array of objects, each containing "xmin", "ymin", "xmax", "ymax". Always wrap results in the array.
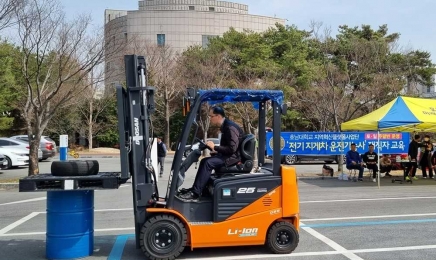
[
  {"xmin": 284, "ymin": 155, "xmax": 297, "ymax": 165},
  {"xmin": 266, "ymin": 221, "xmax": 299, "ymax": 254},
  {"xmin": 51, "ymin": 160, "xmax": 99, "ymax": 176},
  {"xmin": 4, "ymin": 156, "xmax": 12, "ymax": 170},
  {"xmin": 140, "ymin": 214, "xmax": 187, "ymax": 260}
]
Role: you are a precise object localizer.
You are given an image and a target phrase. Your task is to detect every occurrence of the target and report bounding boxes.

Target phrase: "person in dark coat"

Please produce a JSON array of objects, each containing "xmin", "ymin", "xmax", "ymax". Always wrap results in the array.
[
  {"xmin": 362, "ymin": 144, "xmax": 378, "ymax": 182},
  {"xmin": 420, "ymin": 135, "xmax": 433, "ymax": 179},
  {"xmin": 406, "ymin": 134, "xmax": 426, "ymax": 181},
  {"xmin": 346, "ymin": 143, "xmax": 365, "ymax": 181},
  {"xmin": 156, "ymin": 136, "xmax": 167, "ymax": 178},
  {"xmin": 180, "ymin": 106, "xmax": 244, "ymax": 200}
]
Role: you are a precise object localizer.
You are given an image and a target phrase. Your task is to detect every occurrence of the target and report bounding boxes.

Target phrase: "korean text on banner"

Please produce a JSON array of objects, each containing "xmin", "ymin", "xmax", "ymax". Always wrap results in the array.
[{"xmin": 265, "ymin": 132, "xmax": 410, "ymax": 156}]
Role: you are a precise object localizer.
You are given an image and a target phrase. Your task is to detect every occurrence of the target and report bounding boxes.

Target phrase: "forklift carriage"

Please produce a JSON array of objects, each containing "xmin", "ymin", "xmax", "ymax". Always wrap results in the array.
[{"xmin": 117, "ymin": 55, "xmax": 300, "ymax": 260}]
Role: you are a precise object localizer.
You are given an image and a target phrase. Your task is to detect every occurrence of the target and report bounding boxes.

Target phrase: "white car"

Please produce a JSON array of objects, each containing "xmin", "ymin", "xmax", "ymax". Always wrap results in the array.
[
  {"xmin": 0, "ymin": 154, "xmax": 7, "ymax": 169},
  {"xmin": 0, "ymin": 137, "xmax": 43, "ymax": 160},
  {"xmin": 0, "ymin": 147, "xmax": 30, "ymax": 169}
]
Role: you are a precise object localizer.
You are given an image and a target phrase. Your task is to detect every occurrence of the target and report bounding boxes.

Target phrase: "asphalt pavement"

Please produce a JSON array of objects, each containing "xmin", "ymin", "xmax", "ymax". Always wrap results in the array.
[{"xmin": 2, "ymin": 157, "xmax": 436, "ymax": 259}]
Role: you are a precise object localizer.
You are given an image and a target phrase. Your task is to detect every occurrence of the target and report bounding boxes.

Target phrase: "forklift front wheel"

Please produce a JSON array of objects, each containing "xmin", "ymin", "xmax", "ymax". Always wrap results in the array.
[
  {"xmin": 266, "ymin": 221, "xmax": 299, "ymax": 254},
  {"xmin": 140, "ymin": 214, "xmax": 187, "ymax": 260}
]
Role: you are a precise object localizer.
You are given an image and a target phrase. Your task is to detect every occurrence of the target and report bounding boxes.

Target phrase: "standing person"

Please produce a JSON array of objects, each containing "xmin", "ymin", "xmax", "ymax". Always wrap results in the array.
[
  {"xmin": 362, "ymin": 144, "xmax": 378, "ymax": 182},
  {"xmin": 420, "ymin": 135, "xmax": 433, "ymax": 179},
  {"xmin": 380, "ymin": 154, "xmax": 393, "ymax": 177},
  {"xmin": 406, "ymin": 134, "xmax": 426, "ymax": 181},
  {"xmin": 431, "ymin": 149, "xmax": 436, "ymax": 179},
  {"xmin": 346, "ymin": 143, "xmax": 365, "ymax": 181},
  {"xmin": 180, "ymin": 106, "xmax": 244, "ymax": 200},
  {"xmin": 157, "ymin": 136, "xmax": 167, "ymax": 178}
]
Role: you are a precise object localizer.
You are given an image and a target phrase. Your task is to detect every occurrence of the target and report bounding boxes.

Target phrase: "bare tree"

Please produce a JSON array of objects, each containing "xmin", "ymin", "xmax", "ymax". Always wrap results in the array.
[
  {"xmin": 177, "ymin": 46, "xmax": 232, "ymax": 146},
  {"xmin": 15, "ymin": 0, "xmax": 105, "ymax": 175},
  {"xmin": 140, "ymin": 43, "xmax": 182, "ymax": 148},
  {"xmin": 0, "ymin": 0, "xmax": 22, "ymax": 31},
  {"xmin": 77, "ymin": 65, "xmax": 108, "ymax": 150},
  {"xmin": 119, "ymin": 37, "xmax": 183, "ymax": 148}
]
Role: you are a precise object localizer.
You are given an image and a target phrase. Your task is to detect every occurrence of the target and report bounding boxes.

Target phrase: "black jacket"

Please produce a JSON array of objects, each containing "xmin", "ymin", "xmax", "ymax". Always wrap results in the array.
[
  {"xmin": 362, "ymin": 152, "xmax": 378, "ymax": 164},
  {"xmin": 408, "ymin": 140, "xmax": 426, "ymax": 160},
  {"xmin": 214, "ymin": 118, "xmax": 244, "ymax": 167}
]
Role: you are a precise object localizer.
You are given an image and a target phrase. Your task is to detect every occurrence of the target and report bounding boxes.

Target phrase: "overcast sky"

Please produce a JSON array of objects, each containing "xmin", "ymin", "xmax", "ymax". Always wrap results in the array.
[{"xmin": 62, "ymin": 0, "xmax": 436, "ymax": 63}]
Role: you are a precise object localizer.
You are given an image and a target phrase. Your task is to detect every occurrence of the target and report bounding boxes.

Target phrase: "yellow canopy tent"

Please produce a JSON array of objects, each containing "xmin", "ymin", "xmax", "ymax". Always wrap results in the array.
[
  {"xmin": 340, "ymin": 96, "xmax": 436, "ymax": 187},
  {"xmin": 341, "ymin": 96, "xmax": 436, "ymax": 132}
]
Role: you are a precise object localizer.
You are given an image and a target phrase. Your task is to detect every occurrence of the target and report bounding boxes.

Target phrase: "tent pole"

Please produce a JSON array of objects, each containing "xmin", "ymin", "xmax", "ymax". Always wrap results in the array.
[{"xmin": 377, "ymin": 129, "xmax": 381, "ymax": 189}]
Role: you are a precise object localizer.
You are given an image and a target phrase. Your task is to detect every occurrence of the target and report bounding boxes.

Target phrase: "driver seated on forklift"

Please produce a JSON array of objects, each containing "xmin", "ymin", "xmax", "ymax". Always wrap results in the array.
[{"xmin": 179, "ymin": 106, "xmax": 244, "ymax": 200}]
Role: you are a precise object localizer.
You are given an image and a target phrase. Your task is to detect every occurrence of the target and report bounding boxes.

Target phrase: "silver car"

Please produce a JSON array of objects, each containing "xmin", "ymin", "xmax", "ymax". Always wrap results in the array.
[
  {"xmin": 0, "ymin": 137, "xmax": 43, "ymax": 160},
  {"xmin": 10, "ymin": 135, "xmax": 56, "ymax": 161}
]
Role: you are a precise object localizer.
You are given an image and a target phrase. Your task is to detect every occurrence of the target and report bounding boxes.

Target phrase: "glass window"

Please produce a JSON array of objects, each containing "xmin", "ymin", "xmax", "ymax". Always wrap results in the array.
[
  {"xmin": 157, "ymin": 34, "xmax": 166, "ymax": 46},
  {"xmin": 202, "ymin": 35, "xmax": 216, "ymax": 48},
  {"xmin": 209, "ymin": 7, "xmax": 215, "ymax": 11},
  {"xmin": 189, "ymin": 6, "xmax": 194, "ymax": 10}
]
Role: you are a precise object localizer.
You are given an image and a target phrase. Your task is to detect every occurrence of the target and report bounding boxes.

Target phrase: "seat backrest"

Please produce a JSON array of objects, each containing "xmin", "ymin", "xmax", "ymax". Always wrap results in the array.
[{"xmin": 239, "ymin": 134, "xmax": 255, "ymax": 162}]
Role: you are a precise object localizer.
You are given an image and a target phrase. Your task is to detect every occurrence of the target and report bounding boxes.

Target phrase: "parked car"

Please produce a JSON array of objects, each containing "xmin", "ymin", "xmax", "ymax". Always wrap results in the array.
[
  {"xmin": 0, "ymin": 154, "xmax": 7, "ymax": 169},
  {"xmin": 0, "ymin": 147, "xmax": 30, "ymax": 169},
  {"xmin": 281, "ymin": 154, "xmax": 345, "ymax": 165},
  {"xmin": 10, "ymin": 135, "xmax": 56, "ymax": 160},
  {"xmin": 0, "ymin": 137, "xmax": 43, "ymax": 160},
  {"xmin": 184, "ymin": 138, "xmax": 221, "ymax": 157}
]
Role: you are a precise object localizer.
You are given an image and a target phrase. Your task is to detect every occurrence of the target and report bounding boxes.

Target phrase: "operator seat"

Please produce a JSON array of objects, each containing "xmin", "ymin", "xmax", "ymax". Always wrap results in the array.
[{"xmin": 214, "ymin": 134, "xmax": 256, "ymax": 177}]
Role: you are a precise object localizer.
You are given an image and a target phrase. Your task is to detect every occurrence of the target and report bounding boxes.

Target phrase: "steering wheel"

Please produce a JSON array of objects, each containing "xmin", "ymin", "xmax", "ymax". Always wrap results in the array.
[{"xmin": 195, "ymin": 137, "xmax": 213, "ymax": 151}]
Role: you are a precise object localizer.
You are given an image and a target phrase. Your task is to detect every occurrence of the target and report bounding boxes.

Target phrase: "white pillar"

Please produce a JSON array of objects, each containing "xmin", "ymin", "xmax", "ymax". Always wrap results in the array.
[{"xmin": 59, "ymin": 135, "xmax": 68, "ymax": 161}]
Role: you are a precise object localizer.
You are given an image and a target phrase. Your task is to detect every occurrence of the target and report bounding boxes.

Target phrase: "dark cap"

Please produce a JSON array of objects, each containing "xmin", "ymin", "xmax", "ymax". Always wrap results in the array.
[{"xmin": 350, "ymin": 143, "xmax": 356, "ymax": 146}]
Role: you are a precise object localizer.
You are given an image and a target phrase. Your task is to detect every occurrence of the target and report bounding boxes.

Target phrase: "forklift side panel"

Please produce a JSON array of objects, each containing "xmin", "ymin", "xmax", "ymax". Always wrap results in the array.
[
  {"xmin": 213, "ymin": 176, "xmax": 281, "ymax": 222},
  {"xmin": 281, "ymin": 166, "xmax": 299, "ymax": 220},
  {"xmin": 189, "ymin": 209, "xmax": 282, "ymax": 248}
]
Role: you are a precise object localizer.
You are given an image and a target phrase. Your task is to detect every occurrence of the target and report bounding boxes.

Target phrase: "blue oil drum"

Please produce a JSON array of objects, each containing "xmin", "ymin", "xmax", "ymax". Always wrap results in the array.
[{"xmin": 46, "ymin": 190, "xmax": 94, "ymax": 259}]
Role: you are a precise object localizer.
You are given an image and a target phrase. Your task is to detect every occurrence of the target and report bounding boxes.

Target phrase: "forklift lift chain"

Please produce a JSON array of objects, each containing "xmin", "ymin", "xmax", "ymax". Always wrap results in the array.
[
  {"xmin": 51, "ymin": 160, "xmax": 99, "ymax": 176},
  {"xmin": 140, "ymin": 214, "xmax": 187, "ymax": 260},
  {"xmin": 266, "ymin": 221, "xmax": 299, "ymax": 254}
]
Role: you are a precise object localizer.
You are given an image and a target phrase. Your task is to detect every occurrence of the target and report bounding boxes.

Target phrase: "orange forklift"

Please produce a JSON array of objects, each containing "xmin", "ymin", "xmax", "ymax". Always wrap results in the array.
[{"xmin": 116, "ymin": 55, "xmax": 300, "ymax": 260}]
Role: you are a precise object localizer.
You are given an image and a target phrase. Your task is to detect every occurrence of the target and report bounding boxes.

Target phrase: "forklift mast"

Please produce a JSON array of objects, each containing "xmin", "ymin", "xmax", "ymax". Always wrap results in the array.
[{"xmin": 116, "ymin": 55, "xmax": 157, "ymax": 248}]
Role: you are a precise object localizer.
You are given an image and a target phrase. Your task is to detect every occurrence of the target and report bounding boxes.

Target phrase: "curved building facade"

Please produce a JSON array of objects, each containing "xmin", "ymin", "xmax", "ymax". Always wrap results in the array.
[{"xmin": 104, "ymin": 0, "xmax": 285, "ymax": 88}]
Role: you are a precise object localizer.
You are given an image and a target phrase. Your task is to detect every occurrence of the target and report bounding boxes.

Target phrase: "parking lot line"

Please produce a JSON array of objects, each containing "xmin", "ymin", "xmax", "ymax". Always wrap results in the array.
[
  {"xmin": 301, "ymin": 218, "xmax": 436, "ymax": 228},
  {"xmin": 0, "ymin": 197, "xmax": 46, "ymax": 206},
  {"xmin": 108, "ymin": 234, "xmax": 134, "ymax": 260},
  {"xmin": 300, "ymin": 196, "xmax": 436, "ymax": 204},
  {"xmin": 0, "ymin": 212, "xmax": 40, "ymax": 235},
  {"xmin": 194, "ymin": 244, "xmax": 436, "ymax": 259},
  {"xmin": 302, "ymin": 212, "xmax": 436, "ymax": 222},
  {"xmin": 0, "ymin": 227, "xmax": 136, "ymax": 237},
  {"xmin": 300, "ymin": 221, "xmax": 363, "ymax": 260}
]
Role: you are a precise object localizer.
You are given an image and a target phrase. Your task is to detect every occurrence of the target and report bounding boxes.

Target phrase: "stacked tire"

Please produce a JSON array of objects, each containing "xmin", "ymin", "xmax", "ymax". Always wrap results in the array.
[{"xmin": 51, "ymin": 160, "xmax": 99, "ymax": 176}]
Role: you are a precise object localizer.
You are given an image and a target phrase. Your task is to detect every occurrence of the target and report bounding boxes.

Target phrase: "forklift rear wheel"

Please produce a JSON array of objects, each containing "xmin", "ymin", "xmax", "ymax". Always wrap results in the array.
[
  {"xmin": 266, "ymin": 221, "xmax": 299, "ymax": 254},
  {"xmin": 140, "ymin": 214, "xmax": 187, "ymax": 260}
]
